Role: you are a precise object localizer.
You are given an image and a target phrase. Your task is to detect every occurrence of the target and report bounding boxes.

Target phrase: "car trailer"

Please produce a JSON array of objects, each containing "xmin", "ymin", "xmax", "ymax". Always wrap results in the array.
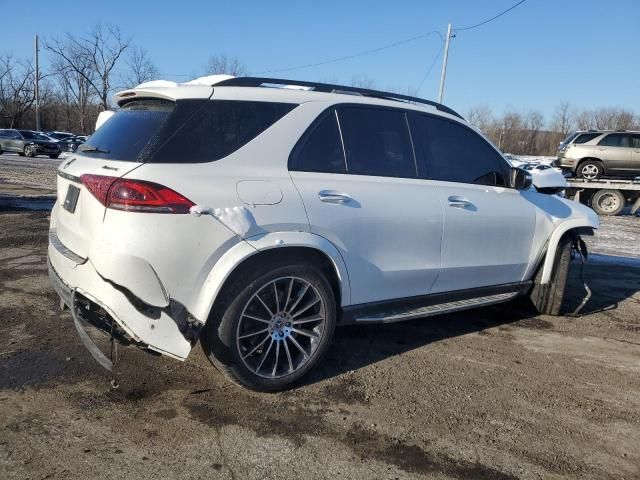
[{"xmin": 566, "ymin": 177, "xmax": 640, "ymax": 216}]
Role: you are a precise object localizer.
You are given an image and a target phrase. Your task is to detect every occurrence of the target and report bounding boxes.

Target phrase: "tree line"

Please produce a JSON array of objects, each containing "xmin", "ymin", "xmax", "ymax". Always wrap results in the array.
[
  {"xmin": 467, "ymin": 103, "xmax": 639, "ymax": 156},
  {"xmin": 1, "ymin": 23, "xmax": 638, "ymax": 156}
]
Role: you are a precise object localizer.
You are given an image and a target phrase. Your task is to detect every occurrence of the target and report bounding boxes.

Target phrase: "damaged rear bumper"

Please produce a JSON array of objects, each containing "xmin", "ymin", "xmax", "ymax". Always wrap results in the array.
[{"xmin": 48, "ymin": 239, "xmax": 203, "ymax": 363}]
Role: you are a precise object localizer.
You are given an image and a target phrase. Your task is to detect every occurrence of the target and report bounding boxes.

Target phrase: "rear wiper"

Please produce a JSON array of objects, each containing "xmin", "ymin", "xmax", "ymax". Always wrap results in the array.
[{"xmin": 79, "ymin": 144, "xmax": 110, "ymax": 154}]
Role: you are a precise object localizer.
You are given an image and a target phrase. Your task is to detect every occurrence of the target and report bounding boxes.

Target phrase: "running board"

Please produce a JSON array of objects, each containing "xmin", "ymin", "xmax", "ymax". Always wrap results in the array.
[{"xmin": 354, "ymin": 291, "xmax": 519, "ymax": 324}]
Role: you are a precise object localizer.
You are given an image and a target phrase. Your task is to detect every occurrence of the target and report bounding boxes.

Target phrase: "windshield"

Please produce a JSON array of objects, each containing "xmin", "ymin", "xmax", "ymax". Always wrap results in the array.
[
  {"xmin": 82, "ymin": 98, "xmax": 297, "ymax": 163},
  {"xmin": 20, "ymin": 131, "xmax": 52, "ymax": 141}
]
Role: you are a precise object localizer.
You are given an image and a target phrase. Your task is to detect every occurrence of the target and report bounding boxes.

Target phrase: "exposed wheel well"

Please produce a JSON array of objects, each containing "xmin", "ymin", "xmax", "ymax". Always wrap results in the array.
[{"xmin": 208, "ymin": 246, "xmax": 342, "ymax": 322}]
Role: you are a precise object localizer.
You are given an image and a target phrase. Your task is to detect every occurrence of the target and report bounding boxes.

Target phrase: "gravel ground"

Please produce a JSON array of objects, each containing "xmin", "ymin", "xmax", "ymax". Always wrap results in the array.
[{"xmin": 0, "ymin": 155, "xmax": 639, "ymax": 479}]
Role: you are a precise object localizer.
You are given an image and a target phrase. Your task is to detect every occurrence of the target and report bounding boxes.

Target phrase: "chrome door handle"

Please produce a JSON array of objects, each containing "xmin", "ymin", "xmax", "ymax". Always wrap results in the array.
[
  {"xmin": 318, "ymin": 190, "xmax": 353, "ymax": 204},
  {"xmin": 447, "ymin": 196, "xmax": 472, "ymax": 208}
]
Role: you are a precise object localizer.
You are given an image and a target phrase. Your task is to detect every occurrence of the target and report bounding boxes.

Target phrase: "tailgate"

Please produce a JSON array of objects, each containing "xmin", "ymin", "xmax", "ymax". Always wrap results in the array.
[{"xmin": 54, "ymin": 155, "xmax": 142, "ymax": 259}]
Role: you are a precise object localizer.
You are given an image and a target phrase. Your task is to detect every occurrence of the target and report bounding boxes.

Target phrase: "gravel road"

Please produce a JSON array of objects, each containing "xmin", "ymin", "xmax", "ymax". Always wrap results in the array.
[{"xmin": 0, "ymin": 154, "xmax": 639, "ymax": 479}]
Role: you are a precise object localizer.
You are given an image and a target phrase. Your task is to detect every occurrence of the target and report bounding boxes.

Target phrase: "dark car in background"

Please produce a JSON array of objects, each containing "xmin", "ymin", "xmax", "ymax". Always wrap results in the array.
[
  {"xmin": 46, "ymin": 131, "xmax": 75, "ymax": 141},
  {"xmin": 0, "ymin": 129, "xmax": 61, "ymax": 158},
  {"xmin": 57, "ymin": 135, "xmax": 87, "ymax": 154}
]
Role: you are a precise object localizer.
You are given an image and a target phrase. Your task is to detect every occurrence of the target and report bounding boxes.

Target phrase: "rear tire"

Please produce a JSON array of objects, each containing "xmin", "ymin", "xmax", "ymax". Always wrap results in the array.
[
  {"xmin": 529, "ymin": 235, "xmax": 572, "ymax": 315},
  {"xmin": 49, "ymin": 154, "xmax": 60, "ymax": 159},
  {"xmin": 200, "ymin": 261, "xmax": 337, "ymax": 392},
  {"xmin": 577, "ymin": 160, "xmax": 603, "ymax": 180},
  {"xmin": 23, "ymin": 145, "xmax": 35, "ymax": 158},
  {"xmin": 590, "ymin": 189, "xmax": 625, "ymax": 216}
]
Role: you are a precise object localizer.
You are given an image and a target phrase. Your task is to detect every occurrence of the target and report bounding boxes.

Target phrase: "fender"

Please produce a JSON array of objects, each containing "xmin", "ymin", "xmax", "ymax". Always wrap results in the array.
[
  {"xmin": 191, "ymin": 231, "xmax": 351, "ymax": 323},
  {"xmin": 539, "ymin": 217, "xmax": 598, "ymax": 284}
]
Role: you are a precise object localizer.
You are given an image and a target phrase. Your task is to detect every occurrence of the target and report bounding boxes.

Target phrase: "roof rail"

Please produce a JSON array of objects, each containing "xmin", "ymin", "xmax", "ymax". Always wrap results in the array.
[{"xmin": 215, "ymin": 77, "xmax": 464, "ymax": 119}]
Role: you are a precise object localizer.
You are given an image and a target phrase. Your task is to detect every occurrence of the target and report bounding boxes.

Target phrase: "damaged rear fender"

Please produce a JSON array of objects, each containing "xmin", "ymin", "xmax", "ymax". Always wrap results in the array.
[{"xmin": 191, "ymin": 231, "xmax": 351, "ymax": 324}]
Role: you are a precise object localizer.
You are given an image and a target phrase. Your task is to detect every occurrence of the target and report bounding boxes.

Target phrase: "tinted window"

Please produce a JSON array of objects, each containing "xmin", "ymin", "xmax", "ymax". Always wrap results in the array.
[
  {"xmin": 83, "ymin": 99, "xmax": 296, "ymax": 163},
  {"xmin": 598, "ymin": 133, "xmax": 630, "ymax": 147},
  {"xmin": 0, "ymin": 130, "xmax": 7, "ymax": 138},
  {"xmin": 573, "ymin": 133, "xmax": 601, "ymax": 144},
  {"xmin": 289, "ymin": 110, "xmax": 346, "ymax": 173},
  {"xmin": 411, "ymin": 114, "xmax": 508, "ymax": 186},
  {"xmin": 338, "ymin": 106, "xmax": 416, "ymax": 178},
  {"xmin": 151, "ymin": 100, "xmax": 296, "ymax": 163},
  {"xmin": 632, "ymin": 134, "xmax": 640, "ymax": 149}
]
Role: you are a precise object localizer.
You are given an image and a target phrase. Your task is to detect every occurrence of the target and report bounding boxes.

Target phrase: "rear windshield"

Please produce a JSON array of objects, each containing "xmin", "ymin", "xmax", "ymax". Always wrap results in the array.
[
  {"xmin": 559, "ymin": 132, "xmax": 578, "ymax": 145},
  {"xmin": 82, "ymin": 98, "xmax": 297, "ymax": 163}
]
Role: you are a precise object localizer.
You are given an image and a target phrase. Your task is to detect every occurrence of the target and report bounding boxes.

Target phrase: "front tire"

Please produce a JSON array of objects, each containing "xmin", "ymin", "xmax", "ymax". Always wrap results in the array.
[
  {"xmin": 529, "ymin": 235, "xmax": 572, "ymax": 315},
  {"xmin": 201, "ymin": 262, "xmax": 337, "ymax": 392},
  {"xmin": 49, "ymin": 154, "xmax": 60, "ymax": 159}
]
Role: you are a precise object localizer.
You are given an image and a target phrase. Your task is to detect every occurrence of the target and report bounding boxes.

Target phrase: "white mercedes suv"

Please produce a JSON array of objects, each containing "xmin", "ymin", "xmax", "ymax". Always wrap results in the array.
[{"xmin": 48, "ymin": 77, "xmax": 599, "ymax": 391}]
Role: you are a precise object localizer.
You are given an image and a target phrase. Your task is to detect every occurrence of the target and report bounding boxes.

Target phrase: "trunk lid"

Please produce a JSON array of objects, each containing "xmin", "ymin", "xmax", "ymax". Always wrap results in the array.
[{"xmin": 54, "ymin": 155, "xmax": 142, "ymax": 259}]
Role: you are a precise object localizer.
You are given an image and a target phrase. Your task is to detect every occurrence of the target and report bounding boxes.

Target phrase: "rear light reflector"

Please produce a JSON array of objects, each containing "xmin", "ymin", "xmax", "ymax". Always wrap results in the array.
[{"xmin": 80, "ymin": 174, "xmax": 195, "ymax": 214}]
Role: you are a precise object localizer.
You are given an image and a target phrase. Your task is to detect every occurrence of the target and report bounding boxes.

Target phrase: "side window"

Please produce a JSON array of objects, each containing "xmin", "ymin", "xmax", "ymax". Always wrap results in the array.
[
  {"xmin": 411, "ymin": 114, "xmax": 508, "ymax": 186},
  {"xmin": 0, "ymin": 131, "xmax": 6, "ymax": 138},
  {"xmin": 598, "ymin": 133, "xmax": 630, "ymax": 147},
  {"xmin": 632, "ymin": 134, "xmax": 640, "ymax": 149},
  {"xmin": 150, "ymin": 100, "xmax": 297, "ymax": 163},
  {"xmin": 573, "ymin": 133, "xmax": 601, "ymax": 144},
  {"xmin": 289, "ymin": 110, "xmax": 346, "ymax": 173},
  {"xmin": 337, "ymin": 106, "xmax": 416, "ymax": 178}
]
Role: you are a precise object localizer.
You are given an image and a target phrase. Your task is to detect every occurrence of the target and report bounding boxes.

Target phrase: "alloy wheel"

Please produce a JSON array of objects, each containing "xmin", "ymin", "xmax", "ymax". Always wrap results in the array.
[
  {"xmin": 236, "ymin": 276, "xmax": 326, "ymax": 379},
  {"xmin": 581, "ymin": 164, "xmax": 599, "ymax": 180}
]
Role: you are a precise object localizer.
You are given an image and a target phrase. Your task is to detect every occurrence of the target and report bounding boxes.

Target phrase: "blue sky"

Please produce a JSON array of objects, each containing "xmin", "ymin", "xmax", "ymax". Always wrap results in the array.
[{"xmin": 1, "ymin": 0, "xmax": 638, "ymax": 118}]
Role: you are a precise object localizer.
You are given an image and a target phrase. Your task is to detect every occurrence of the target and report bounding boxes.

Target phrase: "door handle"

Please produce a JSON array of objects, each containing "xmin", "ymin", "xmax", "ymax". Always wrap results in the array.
[
  {"xmin": 447, "ymin": 196, "xmax": 472, "ymax": 208},
  {"xmin": 318, "ymin": 190, "xmax": 353, "ymax": 204}
]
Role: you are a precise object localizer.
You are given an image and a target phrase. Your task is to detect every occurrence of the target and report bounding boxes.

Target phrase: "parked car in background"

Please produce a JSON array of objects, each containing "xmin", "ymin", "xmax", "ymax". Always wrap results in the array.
[
  {"xmin": 48, "ymin": 77, "xmax": 598, "ymax": 392},
  {"xmin": 46, "ymin": 131, "xmax": 75, "ymax": 141},
  {"xmin": 556, "ymin": 130, "xmax": 640, "ymax": 179},
  {"xmin": 0, "ymin": 129, "xmax": 61, "ymax": 158},
  {"xmin": 57, "ymin": 135, "xmax": 87, "ymax": 154}
]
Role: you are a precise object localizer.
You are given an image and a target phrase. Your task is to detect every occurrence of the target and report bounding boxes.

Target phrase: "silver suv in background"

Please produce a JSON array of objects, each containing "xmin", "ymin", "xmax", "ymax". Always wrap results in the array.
[{"xmin": 556, "ymin": 130, "xmax": 640, "ymax": 179}]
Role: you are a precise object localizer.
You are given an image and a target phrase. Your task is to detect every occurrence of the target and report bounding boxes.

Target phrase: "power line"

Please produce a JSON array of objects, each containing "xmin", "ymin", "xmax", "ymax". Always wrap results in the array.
[
  {"xmin": 251, "ymin": 31, "xmax": 443, "ymax": 75},
  {"xmin": 456, "ymin": 0, "xmax": 527, "ymax": 32},
  {"xmin": 417, "ymin": 41, "xmax": 445, "ymax": 94}
]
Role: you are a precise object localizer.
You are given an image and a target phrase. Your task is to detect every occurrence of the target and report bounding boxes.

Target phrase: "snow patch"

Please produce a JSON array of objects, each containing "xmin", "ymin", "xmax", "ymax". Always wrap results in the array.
[{"xmin": 189, "ymin": 205, "xmax": 255, "ymax": 237}]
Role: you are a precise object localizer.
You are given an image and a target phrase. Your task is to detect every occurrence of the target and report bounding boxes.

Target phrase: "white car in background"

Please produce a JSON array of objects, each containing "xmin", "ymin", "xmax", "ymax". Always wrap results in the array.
[{"xmin": 48, "ymin": 77, "xmax": 598, "ymax": 391}]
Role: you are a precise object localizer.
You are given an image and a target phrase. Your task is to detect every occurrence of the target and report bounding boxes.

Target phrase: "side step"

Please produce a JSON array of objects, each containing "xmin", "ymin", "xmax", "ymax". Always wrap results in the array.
[{"xmin": 354, "ymin": 292, "xmax": 519, "ymax": 324}]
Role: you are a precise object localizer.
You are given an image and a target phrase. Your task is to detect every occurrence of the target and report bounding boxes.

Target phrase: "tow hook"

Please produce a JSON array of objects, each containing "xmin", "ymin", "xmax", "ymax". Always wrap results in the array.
[{"xmin": 567, "ymin": 234, "xmax": 591, "ymax": 317}]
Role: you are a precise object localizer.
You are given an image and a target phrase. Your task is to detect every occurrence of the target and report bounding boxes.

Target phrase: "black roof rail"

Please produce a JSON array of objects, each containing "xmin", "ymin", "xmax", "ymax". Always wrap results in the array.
[{"xmin": 214, "ymin": 77, "xmax": 464, "ymax": 119}]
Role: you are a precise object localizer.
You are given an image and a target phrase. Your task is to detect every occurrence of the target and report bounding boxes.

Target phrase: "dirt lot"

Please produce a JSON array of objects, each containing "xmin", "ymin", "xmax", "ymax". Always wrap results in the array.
[{"xmin": 1, "ymin": 154, "xmax": 639, "ymax": 479}]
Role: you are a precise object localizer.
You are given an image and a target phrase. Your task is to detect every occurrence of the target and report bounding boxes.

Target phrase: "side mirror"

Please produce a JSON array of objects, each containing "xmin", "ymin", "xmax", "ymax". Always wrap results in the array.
[{"xmin": 509, "ymin": 167, "xmax": 532, "ymax": 190}]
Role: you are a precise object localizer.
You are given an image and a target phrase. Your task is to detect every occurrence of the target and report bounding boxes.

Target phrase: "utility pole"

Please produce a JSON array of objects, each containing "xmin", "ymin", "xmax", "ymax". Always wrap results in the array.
[
  {"xmin": 34, "ymin": 34, "xmax": 40, "ymax": 131},
  {"xmin": 437, "ymin": 23, "xmax": 453, "ymax": 104}
]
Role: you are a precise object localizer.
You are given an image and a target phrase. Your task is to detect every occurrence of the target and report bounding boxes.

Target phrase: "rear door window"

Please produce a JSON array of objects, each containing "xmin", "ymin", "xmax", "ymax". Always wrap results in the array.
[
  {"xmin": 631, "ymin": 134, "xmax": 640, "ymax": 149},
  {"xmin": 337, "ymin": 106, "xmax": 416, "ymax": 178},
  {"xmin": 81, "ymin": 99, "xmax": 296, "ymax": 163},
  {"xmin": 598, "ymin": 133, "xmax": 630, "ymax": 147},
  {"xmin": 289, "ymin": 110, "xmax": 346, "ymax": 173},
  {"xmin": 410, "ymin": 113, "xmax": 508, "ymax": 186}
]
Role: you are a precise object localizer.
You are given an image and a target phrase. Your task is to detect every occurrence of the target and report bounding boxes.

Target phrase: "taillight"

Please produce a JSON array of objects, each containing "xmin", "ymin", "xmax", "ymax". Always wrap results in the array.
[{"xmin": 80, "ymin": 174, "xmax": 195, "ymax": 214}]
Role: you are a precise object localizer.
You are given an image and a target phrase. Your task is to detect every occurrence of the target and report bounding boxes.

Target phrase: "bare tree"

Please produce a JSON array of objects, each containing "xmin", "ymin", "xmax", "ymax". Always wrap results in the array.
[
  {"xmin": 52, "ymin": 58, "xmax": 94, "ymax": 133},
  {"xmin": 466, "ymin": 105, "xmax": 495, "ymax": 134},
  {"xmin": 121, "ymin": 46, "xmax": 159, "ymax": 88},
  {"xmin": 46, "ymin": 23, "xmax": 130, "ymax": 110},
  {"xmin": 204, "ymin": 54, "xmax": 246, "ymax": 76},
  {"xmin": 349, "ymin": 74, "xmax": 376, "ymax": 89},
  {"xmin": 551, "ymin": 101, "xmax": 576, "ymax": 136},
  {"xmin": 0, "ymin": 55, "xmax": 36, "ymax": 128}
]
